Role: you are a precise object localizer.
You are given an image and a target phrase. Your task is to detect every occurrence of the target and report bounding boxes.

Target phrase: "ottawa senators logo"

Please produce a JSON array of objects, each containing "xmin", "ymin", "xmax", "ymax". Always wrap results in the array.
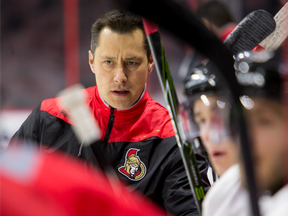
[{"xmin": 118, "ymin": 148, "xmax": 146, "ymax": 181}]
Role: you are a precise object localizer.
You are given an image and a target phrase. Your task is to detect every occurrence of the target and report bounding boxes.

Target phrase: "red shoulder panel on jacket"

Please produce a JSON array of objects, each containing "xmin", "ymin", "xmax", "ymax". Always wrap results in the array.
[{"xmin": 40, "ymin": 98, "xmax": 73, "ymax": 125}]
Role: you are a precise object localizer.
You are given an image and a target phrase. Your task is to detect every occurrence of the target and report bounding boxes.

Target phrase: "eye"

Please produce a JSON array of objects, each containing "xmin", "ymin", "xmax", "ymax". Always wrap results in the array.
[
  {"xmin": 200, "ymin": 118, "xmax": 206, "ymax": 124},
  {"xmin": 199, "ymin": 118, "xmax": 207, "ymax": 127},
  {"xmin": 247, "ymin": 115, "xmax": 275, "ymax": 130},
  {"xmin": 127, "ymin": 61, "xmax": 137, "ymax": 66},
  {"xmin": 257, "ymin": 118, "xmax": 273, "ymax": 127},
  {"xmin": 104, "ymin": 60, "xmax": 113, "ymax": 65},
  {"xmin": 195, "ymin": 117, "xmax": 206, "ymax": 126}
]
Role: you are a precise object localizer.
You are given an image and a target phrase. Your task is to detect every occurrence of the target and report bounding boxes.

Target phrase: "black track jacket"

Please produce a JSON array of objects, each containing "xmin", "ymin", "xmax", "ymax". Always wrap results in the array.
[{"xmin": 11, "ymin": 86, "xmax": 210, "ymax": 216}]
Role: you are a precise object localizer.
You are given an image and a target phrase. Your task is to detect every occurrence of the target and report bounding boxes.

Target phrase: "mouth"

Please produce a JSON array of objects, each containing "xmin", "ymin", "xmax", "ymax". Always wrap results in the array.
[
  {"xmin": 211, "ymin": 150, "xmax": 226, "ymax": 161},
  {"xmin": 112, "ymin": 90, "xmax": 130, "ymax": 97}
]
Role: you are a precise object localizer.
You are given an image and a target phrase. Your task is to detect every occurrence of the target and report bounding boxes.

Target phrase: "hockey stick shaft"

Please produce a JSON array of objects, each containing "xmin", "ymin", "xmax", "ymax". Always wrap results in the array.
[
  {"xmin": 260, "ymin": 2, "xmax": 288, "ymax": 51},
  {"xmin": 144, "ymin": 19, "xmax": 204, "ymax": 214}
]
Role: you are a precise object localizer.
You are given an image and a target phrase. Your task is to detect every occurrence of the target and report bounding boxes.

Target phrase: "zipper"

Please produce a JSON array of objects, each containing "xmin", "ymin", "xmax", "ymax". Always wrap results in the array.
[
  {"xmin": 103, "ymin": 107, "xmax": 115, "ymax": 144},
  {"xmin": 77, "ymin": 140, "xmax": 84, "ymax": 157}
]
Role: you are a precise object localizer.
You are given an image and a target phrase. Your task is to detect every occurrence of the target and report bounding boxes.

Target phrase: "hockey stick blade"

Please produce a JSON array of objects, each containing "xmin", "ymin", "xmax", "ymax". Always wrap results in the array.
[
  {"xmin": 57, "ymin": 84, "xmax": 100, "ymax": 145},
  {"xmin": 224, "ymin": 10, "xmax": 276, "ymax": 55},
  {"xmin": 57, "ymin": 84, "xmax": 117, "ymax": 177},
  {"xmin": 260, "ymin": 2, "xmax": 288, "ymax": 51}
]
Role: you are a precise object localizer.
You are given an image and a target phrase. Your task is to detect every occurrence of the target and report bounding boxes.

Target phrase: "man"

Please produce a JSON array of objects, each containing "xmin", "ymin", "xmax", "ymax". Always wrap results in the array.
[
  {"xmin": 181, "ymin": 50, "xmax": 288, "ymax": 215},
  {"xmin": 236, "ymin": 50, "xmax": 288, "ymax": 216},
  {"xmin": 181, "ymin": 59, "xmax": 247, "ymax": 215},
  {"xmin": 10, "ymin": 10, "xmax": 210, "ymax": 216},
  {"xmin": 181, "ymin": 59, "xmax": 240, "ymax": 177}
]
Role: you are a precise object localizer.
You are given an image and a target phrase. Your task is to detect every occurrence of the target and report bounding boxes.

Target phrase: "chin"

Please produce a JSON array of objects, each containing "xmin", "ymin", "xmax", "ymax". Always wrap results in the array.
[
  {"xmin": 114, "ymin": 102, "xmax": 132, "ymax": 110},
  {"xmin": 216, "ymin": 167, "xmax": 226, "ymax": 177},
  {"xmin": 257, "ymin": 167, "xmax": 286, "ymax": 195},
  {"xmin": 215, "ymin": 163, "xmax": 234, "ymax": 177}
]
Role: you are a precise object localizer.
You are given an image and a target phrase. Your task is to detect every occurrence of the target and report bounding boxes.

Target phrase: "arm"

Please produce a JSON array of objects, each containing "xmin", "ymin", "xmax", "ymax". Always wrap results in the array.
[
  {"xmin": 9, "ymin": 101, "xmax": 73, "ymax": 149},
  {"xmin": 9, "ymin": 103, "xmax": 42, "ymax": 147}
]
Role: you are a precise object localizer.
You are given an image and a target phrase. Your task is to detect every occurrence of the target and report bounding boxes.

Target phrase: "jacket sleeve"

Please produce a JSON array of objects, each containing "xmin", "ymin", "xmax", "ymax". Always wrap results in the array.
[
  {"xmin": 9, "ymin": 103, "xmax": 42, "ymax": 146},
  {"xmin": 9, "ymin": 102, "xmax": 85, "ymax": 158},
  {"xmin": 162, "ymin": 147, "xmax": 210, "ymax": 216}
]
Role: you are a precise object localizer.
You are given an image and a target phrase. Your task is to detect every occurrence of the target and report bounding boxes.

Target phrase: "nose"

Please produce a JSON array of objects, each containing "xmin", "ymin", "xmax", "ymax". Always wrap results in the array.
[
  {"xmin": 114, "ymin": 66, "xmax": 127, "ymax": 84},
  {"xmin": 202, "ymin": 116, "xmax": 227, "ymax": 146},
  {"xmin": 201, "ymin": 122, "xmax": 210, "ymax": 144},
  {"xmin": 201, "ymin": 119, "xmax": 218, "ymax": 145}
]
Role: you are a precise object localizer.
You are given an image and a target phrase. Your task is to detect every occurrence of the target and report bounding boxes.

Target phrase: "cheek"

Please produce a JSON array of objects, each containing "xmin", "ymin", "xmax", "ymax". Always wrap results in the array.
[
  {"xmin": 201, "ymin": 137, "xmax": 211, "ymax": 152},
  {"xmin": 137, "ymin": 68, "xmax": 148, "ymax": 78},
  {"xmin": 95, "ymin": 70, "xmax": 113, "ymax": 87},
  {"xmin": 259, "ymin": 126, "xmax": 282, "ymax": 142},
  {"xmin": 226, "ymin": 144, "xmax": 238, "ymax": 163},
  {"xmin": 252, "ymin": 126, "xmax": 286, "ymax": 158},
  {"xmin": 252, "ymin": 129, "xmax": 270, "ymax": 160},
  {"xmin": 129, "ymin": 69, "xmax": 148, "ymax": 85}
]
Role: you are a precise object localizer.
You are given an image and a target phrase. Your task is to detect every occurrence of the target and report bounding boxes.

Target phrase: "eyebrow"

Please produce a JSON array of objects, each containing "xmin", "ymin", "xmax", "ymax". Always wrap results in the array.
[
  {"xmin": 248, "ymin": 108, "xmax": 271, "ymax": 117},
  {"xmin": 124, "ymin": 57, "xmax": 142, "ymax": 61},
  {"xmin": 99, "ymin": 56, "xmax": 143, "ymax": 61},
  {"xmin": 99, "ymin": 56, "xmax": 116, "ymax": 60}
]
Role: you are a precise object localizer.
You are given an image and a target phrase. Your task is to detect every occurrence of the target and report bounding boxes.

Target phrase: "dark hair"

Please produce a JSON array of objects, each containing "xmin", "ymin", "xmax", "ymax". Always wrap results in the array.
[
  {"xmin": 90, "ymin": 10, "xmax": 151, "ymax": 60},
  {"xmin": 197, "ymin": 2, "xmax": 234, "ymax": 28}
]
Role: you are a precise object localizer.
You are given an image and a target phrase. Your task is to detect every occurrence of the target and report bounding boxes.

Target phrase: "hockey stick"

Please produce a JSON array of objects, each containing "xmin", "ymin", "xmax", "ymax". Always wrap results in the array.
[
  {"xmin": 143, "ymin": 19, "xmax": 205, "ymax": 214},
  {"xmin": 259, "ymin": 2, "xmax": 288, "ymax": 51},
  {"xmin": 223, "ymin": 10, "xmax": 275, "ymax": 54}
]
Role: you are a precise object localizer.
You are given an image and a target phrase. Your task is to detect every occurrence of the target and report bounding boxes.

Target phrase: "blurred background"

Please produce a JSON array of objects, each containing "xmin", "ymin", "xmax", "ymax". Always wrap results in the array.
[{"xmin": 0, "ymin": 0, "xmax": 285, "ymax": 148}]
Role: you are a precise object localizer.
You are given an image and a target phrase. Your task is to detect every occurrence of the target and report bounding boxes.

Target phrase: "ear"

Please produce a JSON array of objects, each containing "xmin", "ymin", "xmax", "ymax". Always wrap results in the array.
[
  {"xmin": 148, "ymin": 54, "xmax": 154, "ymax": 75},
  {"xmin": 88, "ymin": 50, "xmax": 95, "ymax": 74}
]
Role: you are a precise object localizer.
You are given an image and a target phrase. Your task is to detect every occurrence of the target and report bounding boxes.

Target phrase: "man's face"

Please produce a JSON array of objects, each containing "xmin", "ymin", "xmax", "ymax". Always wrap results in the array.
[
  {"xmin": 245, "ymin": 98, "xmax": 287, "ymax": 194},
  {"xmin": 89, "ymin": 27, "xmax": 154, "ymax": 110},
  {"xmin": 193, "ymin": 96, "xmax": 239, "ymax": 176}
]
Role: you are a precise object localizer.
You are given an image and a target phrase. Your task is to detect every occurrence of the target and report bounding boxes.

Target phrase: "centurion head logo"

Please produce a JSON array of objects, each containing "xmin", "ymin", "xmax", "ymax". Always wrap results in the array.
[{"xmin": 118, "ymin": 148, "xmax": 146, "ymax": 181}]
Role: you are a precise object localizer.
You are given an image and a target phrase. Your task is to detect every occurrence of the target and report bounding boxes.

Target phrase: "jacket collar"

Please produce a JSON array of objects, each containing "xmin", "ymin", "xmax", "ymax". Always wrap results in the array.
[
  {"xmin": 94, "ymin": 85, "xmax": 149, "ymax": 120},
  {"xmin": 98, "ymin": 84, "xmax": 147, "ymax": 111}
]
